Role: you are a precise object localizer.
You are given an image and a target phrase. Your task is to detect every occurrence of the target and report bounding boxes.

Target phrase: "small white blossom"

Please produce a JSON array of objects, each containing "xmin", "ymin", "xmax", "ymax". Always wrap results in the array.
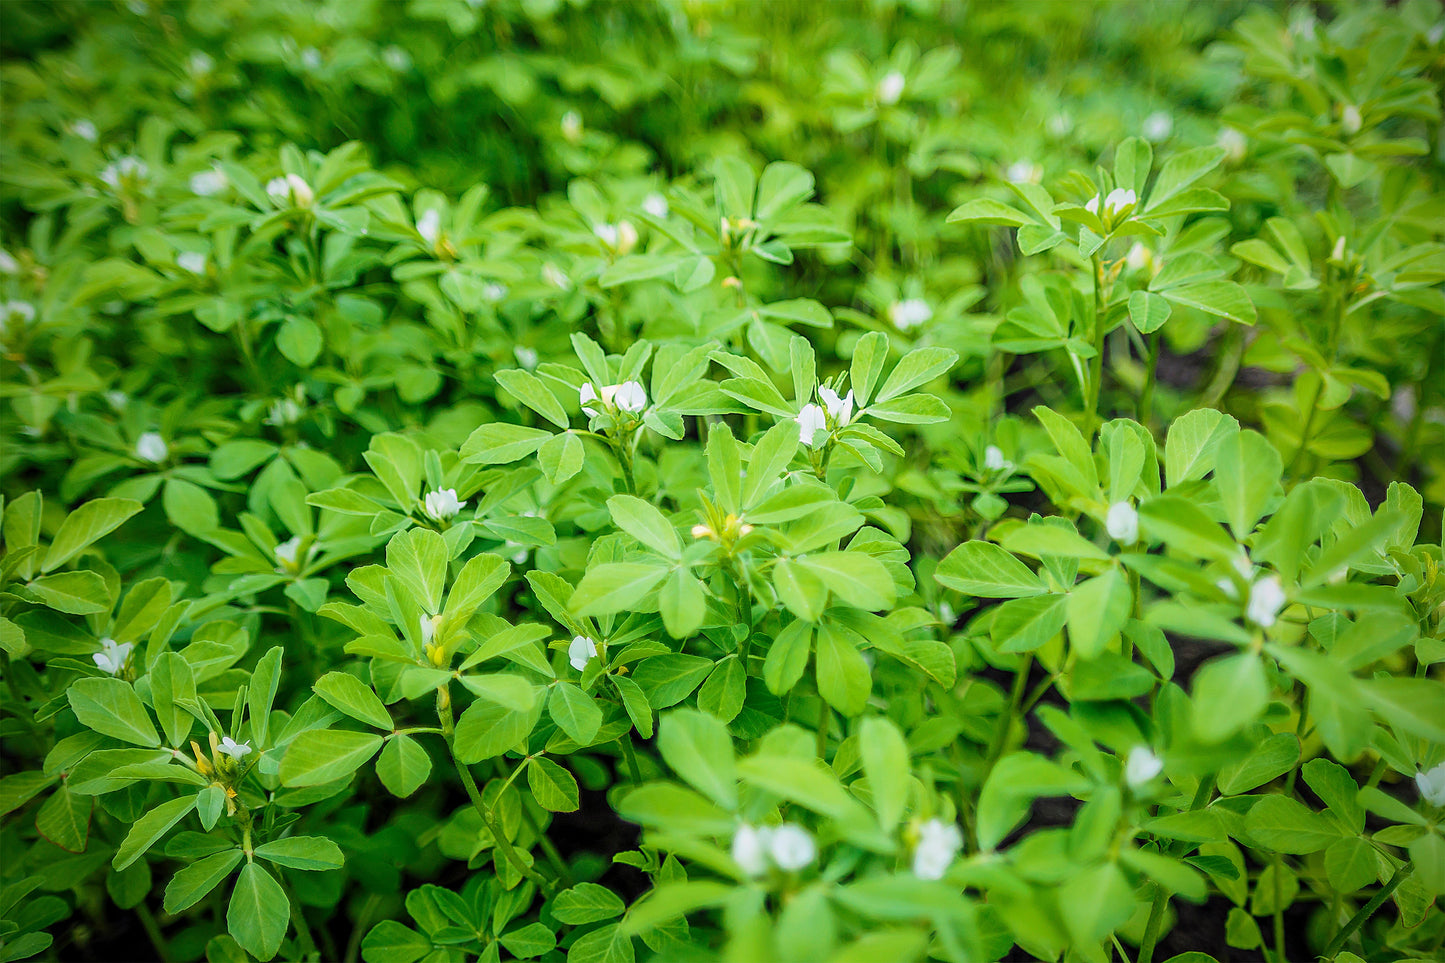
[
  {"xmin": 100, "ymin": 156, "xmax": 148, "ymax": 189},
  {"xmin": 514, "ymin": 345, "xmax": 539, "ymax": 370},
  {"xmin": 580, "ymin": 381, "xmax": 646, "ymax": 417},
  {"xmin": 484, "ymin": 283, "xmax": 509, "ymax": 303},
  {"xmin": 1246, "ymin": 575, "xmax": 1287, "ymax": 628},
  {"xmin": 105, "ymin": 391, "xmax": 128, "ymax": 411},
  {"xmin": 266, "ymin": 397, "xmax": 302, "ymax": 426},
  {"xmin": 1416, "ymin": 761, "xmax": 1445, "ymax": 808},
  {"xmin": 561, "ymin": 111, "xmax": 583, "ymax": 143},
  {"xmin": 1086, "ymin": 188, "xmax": 1136, "ymax": 221},
  {"xmin": 1125, "ymin": 746, "xmax": 1164, "ymax": 789},
  {"xmin": 1429, "ymin": 23, "xmax": 1444, "ymax": 46},
  {"xmin": 1142, "ymin": 111, "xmax": 1173, "ymax": 142},
  {"xmin": 912, "ymin": 818, "xmax": 963, "ymax": 880},
  {"xmin": 1046, "ymin": 113, "xmax": 1073, "ymax": 138},
  {"xmin": 1105, "ymin": 501, "xmax": 1139, "ymax": 544},
  {"xmin": 417, "ymin": 209, "xmax": 442, "ymax": 246},
  {"xmin": 888, "ymin": 298, "xmax": 933, "ymax": 331},
  {"xmin": 92, "ymin": 638, "xmax": 133, "ymax": 675},
  {"xmin": 569, "ymin": 635, "xmax": 598, "ymax": 671},
  {"xmin": 0, "ymin": 249, "xmax": 17, "ymax": 274},
  {"xmin": 423, "ymin": 488, "xmax": 465, "ymax": 522},
  {"xmin": 642, "ymin": 192, "xmax": 669, "ymax": 219},
  {"xmin": 593, "ymin": 223, "xmax": 618, "ymax": 247},
  {"xmin": 818, "ymin": 387, "xmax": 854, "ymax": 426},
  {"xmin": 382, "ymin": 45, "xmax": 412, "ymax": 72},
  {"xmin": 1126, "ymin": 242, "xmax": 1152, "ymax": 273},
  {"xmin": 189, "ymin": 51, "xmax": 214, "ymax": 75},
  {"xmin": 691, "ymin": 523, "xmax": 713, "ymax": 539},
  {"xmin": 1, "ymin": 301, "xmax": 36, "ymax": 332},
  {"xmin": 176, "ymin": 251, "xmax": 207, "ymax": 274},
  {"xmin": 135, "ymin": 432, "xmax": 168, "ymax": 463},
  {"xmin": 70, "ymin": 119, "xmax": 99, "ymax": 142},
  {"xmin": 984, "ymin": 445, "xmax": 1011, "ymax": 473},
  {"xmin": 274, "ymin": 536, "xmax": 303, "ymax": 569},
  {"xmin": 1341, "ymin": 104, "xmax": 1362, "ymax": 136},
  {"xmin": 542, "ymin": 262, "xmax": 571, "ymax": 290},
  {"xmin": 419, "ymin": 613, "xmax": 443, "ymax": 648},
  {"xmin": 299, "ymin": 47, "xmax": 323, "ymax": 70},
  {"xmin": 217, "ymin": 736, "xmax": 252, "ymax": 760},
  {"xmin": 1217, "ymin": 127, "xmax": 1247, "ymax": 163},
  {"xmin": 190, "ymin": 168, "xmax": 228, "ymax": 196},
  {"xmin": 796, "ymin": 403, "xmax": 828, "ymax": 447},
  {"xmin": 1006, "ymin": 160, "xmax": 1042, "ymax": 185},
  {"xmin": 767, "ymin": 823, "xmax": 816, "ymax": 871},
  {"xmin": 876, "ymin": 70, "xmax": 906, "ymax": 106},
  {"xmin": 266, "ymin": 172, "xmax": 314, "ymax": 208},
  {"xmin": 732, "ymin": 824, "xmax": 771, "ymax": 877}
]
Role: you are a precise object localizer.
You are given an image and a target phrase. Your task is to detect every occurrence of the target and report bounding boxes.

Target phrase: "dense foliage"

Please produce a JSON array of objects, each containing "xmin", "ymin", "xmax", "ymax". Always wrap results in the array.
[{"xmin": 2, "ymin": 2, "xmax": 1443, "ymax": 962}]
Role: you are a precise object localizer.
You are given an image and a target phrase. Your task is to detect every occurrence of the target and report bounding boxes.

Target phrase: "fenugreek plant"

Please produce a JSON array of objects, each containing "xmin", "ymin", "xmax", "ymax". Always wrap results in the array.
[{"xmin": 1, "ymin": 2, "xmax": 1442, "ymax": 963}]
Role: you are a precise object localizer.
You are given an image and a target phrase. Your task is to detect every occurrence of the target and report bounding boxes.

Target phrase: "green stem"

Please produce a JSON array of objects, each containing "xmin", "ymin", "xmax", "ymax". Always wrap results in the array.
[
  {"xmin": 343, "ymin": 893, "xmax": 380, "ymax": 963},
  {"xmin": 436, "ymin": 686, "xmax": 549, "ymax": 890},
  {"xmin": 1272, "ymin": 856, "xmax": 1286, "ymax": 963},
  {"xmin": 1320, "ymin": 862, "xmax": 1412, "ymax": 960},
  {"xmin": 517, "ymin": 795, "xmax": 574, "ymax": 887},
  {"xmin": 1286, "ymin": 376, "xmax": 1323, "ymax": 480},
  {"xmin": 1138, "ymin": 331, "xmax": 1161, "ymax": 428},
  {"xmin": 1138, "ymin": 776, "xmax": 1216, "ymax": 963},
  {"xmin": 135, "ymin": 902, "xmax": 172, "ymax": 963},
  {"xmin": 1086, "ymin": 254, "xmax": 1108, "ymax": 436},
  {"xmin": 619, "ymin": 731, "xmax": 643, "ymax": 784},
  {"xmin": 984, "ymin": 654, "xmax": 1032, "ymax": 774},
  {"xmin": 815, "ymin": 698, "xmax": 830, "ymax": 760}
]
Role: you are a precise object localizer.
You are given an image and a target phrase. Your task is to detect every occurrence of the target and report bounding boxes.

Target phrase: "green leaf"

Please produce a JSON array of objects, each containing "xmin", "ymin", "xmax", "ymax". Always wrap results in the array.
[
  {"xmin": 815, "ymin": 623, "xmax": 872, "ymax": 716},
  {"xmin": 460, "ymin": 423, "xmax": 553, "ymax": 465},
  {"xmin": 1066, "ymin": 569, "xmax": 1132, "ymax": 660},
  {"xmin": 313, "ymin": 672, "xmax": 392, "ymax": 730},
  {"xmin": 42, "ymin": 498, "xmax": 143, "ymax": 572},
  {"xmin": 114, "ymin": 795, "xmax": 198, "ymax": 870},
  {"xmin": 276, "ymin": 315, "xmax": 322, "ymax": 366},
  {"xmin": 850, "ymin": 331, "xmax": 890, "ymax": 405},
  {"xmin": 453, "ymin": 697, "xmax": 542, "ymax": 764},
  {"xmin": 613, "ymin": 674, "xmax": 653, "ymax": 739},
  {"xmin": 1218, "ymin": 733, "xmax": 1299, "ymax": 795},
  {"xmin": 571, "ymin": 563, "xmax": 668, "ymax": 616},
  {"xmin": 527, "ymin": 757, "xmax": 580, "ymax": 812},
  {"xmin": 150, "ymin": 652, "xmax": 196, "ymax": 747},
  {"xmin": 1159, "ymin": 280, "xmax": 1255, "ymax": 325},
  {"xmin": 1139, "ymin": 495, "xmax": 1236, "ymax": 560},
  {"xmin": 1214, "ymin": 429, "xmax": 1281, "ymax": 539},
  {"xmin": 1364, "ymin": 677, "xmax": 1445, "ymax": 743},
  {"xmin": 68, "ymin": 677, "xmax": 160, "ymax": 747},
  {"xmin": 1165, "ymin": 408, "xmax": 1237, "ymax": 487},
  {"xmin": 991, "ymin": 594, "xmax": 1069, "ymax": 653},
  {"xmin": 25, "ymin": 570, "xmax": 111, "ymax": 614},
  {"xmin": 607, "ymin": 495, "xmax": 680, "ymax": 558},
  {"xmin": 162, "ymin": 478, "xmax": 220, "ymax": 536},
  {"xmin": 1192, "ymin": 654, "xmax": 1268, "ymax": 742},
  {"xmin": 1149, "ymin": 146, "xmax": 1226, "ymax": 204},
  {"xmin": 1244, "ymin": 795, "xmax": 1341, "ymax": 854},
  {"xmin": 376, "ymin": 735, "xmax": 431, "ymax": 798},
  {"xmin": 549, "ymin": 682, "xmax": 603, "ymax": 745},
  {"xmin": 656, "ymin": 709, "xmax": 737, "ymax": 810},
  {"xmin": 874, "ymin": 347, "xmax": 958, "ymax": 404},
  {"xmin": 935, "ymin": 541, "xmax": 1045, "ymax": 598},
  {"xmin": 278, "ymin": 730, "xmax": 383, "ymax": 787},
  {"xmin": 946, "ymin": 198, "xmax": 1032, "ymax": 226},
  {"xmin": 445, "ymin": 553, "xmax": 511, "ymax": 619},
  {"xmin": 566, "ymin": 923, "xmax": 633, "ymax": 963},
  {"xmin": 1324, "ymin": 837, "xmax": 1377, "ymax": 893},
  {"xmin": 658, "ymin": 570, "xmax": 706, "ymax": 640},
  {"xmin": 630, "ymin": 654, "xmax": 712, "ymax": 709},
  {"xmin": 859, "ymin": 716, "xmax": 909, "ymax": 831},
  {"xmin": 1059, "ymin": 862, "xmax": 1135, "ymax": 946},
  {"xmin": 197, "ymin": 784, "xmax": 225, "ymax": 831},
  {"xmin": 227, "ymin": 862, "xmax": 289, "ymax": 961},
  {"xmin": 499, "ymin": 922, "xmax": 557, "ymax": 959},
  {"xmin": 385, "ymin": 527, "xmax": 447, "ymax": 615},
  {"xmin": 537, "ymin": 431, "xmax": 585, "ymax": 484},
  {"xmin": 797, "ymin": 552, "xmax": 895, "ymax": 611},
  {"xmin": 496, "ymin": 368, "xmax": 569, "ymax": 429},
  {"xmin": 696, "ymin": 656, "xmax": 746, "ymax": 723},
  {"xmin": 164, "ymin": 849, "xmax": 244, "ymax": 914},
  {"xmin": 248, "ymin": 647, "xmax": 284, "ymax": 747},
  {"xmin": 35, "ymin": 785, "xmax": 91, "ymax": 853},
  {"xmin": 360, "ymin": 921, "xmax": 431, "ymax": 963},
  {"xmin": 254, "ymin": 836, "xmax": 345, "ymax": 871},
  {"xmin": 764, "ymin": 619, "xmax": 812, "ymax": 695},
  {"xmin": 1128, "ymin": 290, "xmax": 1172, "ymax": 334}
]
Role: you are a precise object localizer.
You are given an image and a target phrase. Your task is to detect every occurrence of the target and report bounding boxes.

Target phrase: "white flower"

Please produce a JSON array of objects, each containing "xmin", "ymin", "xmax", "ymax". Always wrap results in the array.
[
  {"xmin": 424, "ymin": 488, "xmax": 465, "ymax": 521},
  {"xmin": 1086, "ymin": 188, "xmax": 1136, "ymax": 221},
  {"xmin": 189, "ymin": 51, "xmax": 214, "ymax": 75},
  {"xmin": 105, "ymin": 390, "xmax": 128, "ymax": 411},
  {"xmin": 983, "ymin": 445, "xmax": 1010, "ymax": 472},
  {"xmin": 135, "ymin": 432, "xmax": 168, "ymax": 463},
  {"xmin": 70, "ymin": 119, "xmax": 99, "ymax": 141},
  {"xmin": 266, "ymin": 172, "xmax": 314, "ymax": 209},
  {"xmin": 217, "ymin": 736, "xmax": 252, "ymax": 760},
  {"xmin": 190, "ymin": 169, "xmax": 228, "ymax": 196},
  {"xmin": 1006, "ymin": 160, "xmax": 1042, "ymax": 185},
  {"xmin": 1217, "ymin": 127, "xmax": 1247, "ymax": 163},
  {"xmin": 691, "ymin": 523, "xmax": 713, "ymax": 539},
  {"xmin": 767, "ymin": 823, "xmax": 816, "ymax": 871},
  {"xmin": 912, "ymin": 818, "xmax": 963, "ymax": 880},
  {"xmin": 1142, "ymin": 111, "xmax": 1173, "ymax": 142},
  {"xmin": 1046, "ymin": 112, "xmax": 1073, "ymax": 138},
  {"xmin": 267, "ymin": 397, "xmax": 302, "ymax": 426},
  {"xmin": 569, "ymin": 635, "xmax": 598, "ymax": 671},
  {"xmin": 796, "ymin": 403, "xmax": 828, "ymax": 447},
  {"xmin": 542, "ymin": 262, "xmax": 571, "ymax": 290},
  {"xmin": 0, "ymin": 249, "xmax": 17, "ymax": 274},
  {"xmin": 92, "ymin": 638, "xmax": 133, "ymax": 675},
  {"xmin": 417, "ymin": 209, "xmax": 442, "ymax": 245},
  {"xmin": 100, "ymin": 156, "xmax": 148, "ymax": 189},
  {"xmin": 176, "ymin": 251, "xmax": 207, "ymax": 274},
  {"xmin": 1125, "ymin": 746, "xmax": 1164, "ymax": 789},
  {"xmin": 876, "ymin": 70, "xmax": 906, "ymax": 106},
  {"xmin": 1, "ymin": 301, "xmax": 36, "ymax": 329},
  {"xmin": 274, "ymin": 536, "xmax": 303, "ymax": 569},
  {"xmin": 1341, "ymin": 104, "xmax": 1362, "ymax": 136},
  {"xmin": 514, "ymin": 345, "xmax": 539, "ymax": 370},
  {"xmin": 484, "ymin": 283, "xmax": 509, "ymax": 303},
  {"xmin": 1246, "ymin": 575, "xmax": 1287, "ymax": 628},
  {"xmin": 888, "ymin": 298, "xmax": 933, "ymax": 331},
  {"xmin": 580, "ymin": 381, "xmax": 646, "ymax": 417},
  {"xmin": 732, "ymin": 824, "xmax": 771, "ymax": 877},
  {"xmin": 1105, "ymin": 501, "xmax": 1139, "ymax": 544},
  {"xmin": 382, "ymin": 45, "xmax": 412, "ymax": 72},
  {"xmin": 593, "ymin": 223, "xmax": 619, "ymax": 247},
  {"xmin": 1415, "ymin": 761, "xmax": 1445, "ymax": 808},
  {"xmin": 300, "ymin": 47, "xmax": 323, "ymax": 70},
  {"xmin": 419, "ymin": 613, "xmax": 442, "ymax": 648},
  {"xmin": 617, "ymin": 220, "xmax": 638, "ymax": 255},
  {"xmin": 642, "ymin": 192, "xmax": 669, "ymax": 219},
  {"xmin": 561, "ymin": 110, "xmax": 583, "ymax": 143},
  {"xmin": 818, "ymin": 387, "xmax": 854, "ymax": 426},
  {"xmin": 1126, "ymin": 242, "xmax": 1152, "ymax": 273}
]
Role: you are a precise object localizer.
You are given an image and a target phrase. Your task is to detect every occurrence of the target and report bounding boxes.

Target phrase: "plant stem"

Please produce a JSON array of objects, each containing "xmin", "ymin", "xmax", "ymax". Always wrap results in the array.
[
  {"xmin": 1272, "ymin": 856, "xmax": 1286, "ymax": 963},
  {"xmin": 984, "ymin": 654, "xmax": 1032, "ymax": 774},
  {"xmin": 1138, "ymin": 775, "xmax": 1216, "ymax": 963},
  {"xmin": 286, "ymin": 884, "xmax": 319, "ymax": 961},
  {"xmin": 135, "ymin": 902, "xmax": 172, "ymax": 963},
  {"xmin": 343, "ymin": 893, "xmax": 380, "ymax": 963},
  {"xmin": 815, "ymin": 698, "xmax": 830, "ymax": 760},
  {"xmin": 1086, "ymin": 254, "xmax": 1108, "ymax": 436},
  {"xmin": 517, "ymin": 797, "xmax": 574, "ymax": 887},
  {"xmin": 1138, "ymin": 331, "xmax": 1161, "ymax": 428},
  {"xmin": 1320, "ymin": 862, "xmax": 1412, "ymax": 960},
  {"xmin": 619, "ymin": 731, "xmax": 643, "ymax": 784},
  {"xmin": 436, "ymin": 686, "xmax": 549, "ymax": 890}
]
